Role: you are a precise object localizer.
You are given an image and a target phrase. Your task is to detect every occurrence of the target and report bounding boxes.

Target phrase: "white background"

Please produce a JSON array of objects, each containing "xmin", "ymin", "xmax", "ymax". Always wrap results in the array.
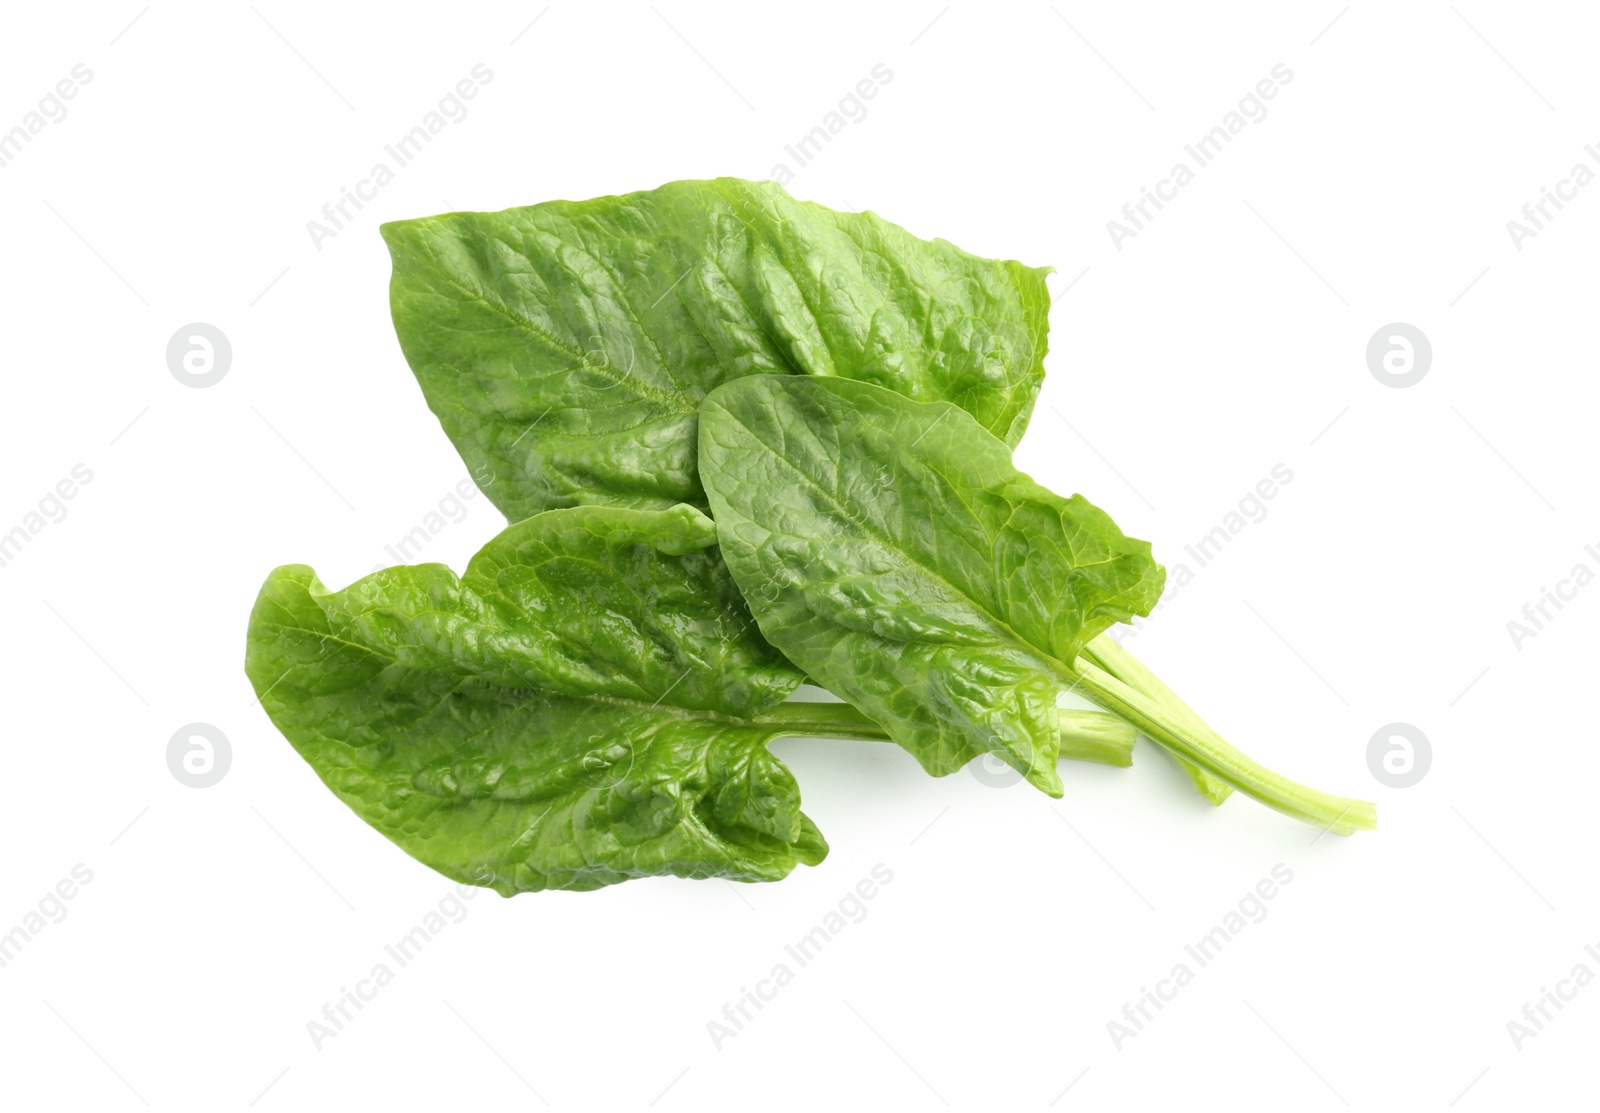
[{"xmin": 0, "ymin": 2, "xmax": 1594, "ymax": 1109}]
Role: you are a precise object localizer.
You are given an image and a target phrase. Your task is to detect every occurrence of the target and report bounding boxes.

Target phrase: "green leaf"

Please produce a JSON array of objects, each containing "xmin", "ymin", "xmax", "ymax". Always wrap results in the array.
[
  {"xmin": 380, "ymin": 178, "xmax": 1051, "ymax": 522},
  {"xmin": 314, "ymin": 502, "xmax": 798, "ymax": 717},
  {"xmin": 699, "ymin": 376, "xmax": 1377, "ymax": 834},
  {"xmin": 244, "ymin": 504, "xmax": 879, "ymax": 894},
  {"xmin": 699, "ymin": 376, "xmax": 1164, "ymax": 796}
]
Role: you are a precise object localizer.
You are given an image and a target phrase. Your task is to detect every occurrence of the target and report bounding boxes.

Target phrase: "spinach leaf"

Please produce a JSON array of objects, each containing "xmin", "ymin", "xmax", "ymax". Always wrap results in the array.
[
  {"xmin": 380, "ymin": 178, "xmax": 1051, "ymax": 522},
  {"xmin": 699, "ymin": 376, "xmax": 1376, "ymax": 833},
  {"xmin": 244, "ymin": 505, "xmax": 877, "ymax": 893},
  {"xmin": 699, "ymin": 376, "xmax": 1162, "ymax": 796}
]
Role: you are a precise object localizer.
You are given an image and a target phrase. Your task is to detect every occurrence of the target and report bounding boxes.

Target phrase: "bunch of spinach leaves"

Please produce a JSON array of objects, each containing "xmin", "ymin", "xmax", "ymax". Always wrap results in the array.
[{"xmin": 246, "ymin": 179, "xmax": 1374, "ymax": 895}]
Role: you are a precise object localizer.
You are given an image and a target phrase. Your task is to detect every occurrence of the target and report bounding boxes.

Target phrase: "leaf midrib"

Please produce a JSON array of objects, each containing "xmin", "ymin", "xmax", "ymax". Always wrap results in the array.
[
  {"xmin": 405, "ymin": 251, "xmax": 695, "ymax": 415},
  {"xmin": 708, "ymin": 391, "xmax": 1081, "ymax": 680},
  {"xmin": 259, "ymin": 615, "xmax": 771, "ymax": 730}
]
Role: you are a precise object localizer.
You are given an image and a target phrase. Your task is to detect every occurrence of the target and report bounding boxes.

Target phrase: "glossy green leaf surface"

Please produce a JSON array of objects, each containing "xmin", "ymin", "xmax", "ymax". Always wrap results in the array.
[
  {"xmin": 699, "ymin": 376, "xmax": 1165, "ymax": 796},
  {"xmin": 244, "ymin": 505, "xmax": 872, "ymax": 893},
  {"xmin": 381, "ymin": 178, "xmax": 1051, "ymax": 521}
]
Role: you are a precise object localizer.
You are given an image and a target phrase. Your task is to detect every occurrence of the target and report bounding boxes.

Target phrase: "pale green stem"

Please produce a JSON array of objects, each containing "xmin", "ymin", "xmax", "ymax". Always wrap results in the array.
[
  {"xmin": 1082, "ymin": 634, "xmax": 1232, "ymax": 804},
  {"xmin": 1056, "ymin": 708, "xmax": 1137, "ymax": 768},
  {"xmin": 1061, "ymin": 657, "xmax": 1376, "ymax": 835}
]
